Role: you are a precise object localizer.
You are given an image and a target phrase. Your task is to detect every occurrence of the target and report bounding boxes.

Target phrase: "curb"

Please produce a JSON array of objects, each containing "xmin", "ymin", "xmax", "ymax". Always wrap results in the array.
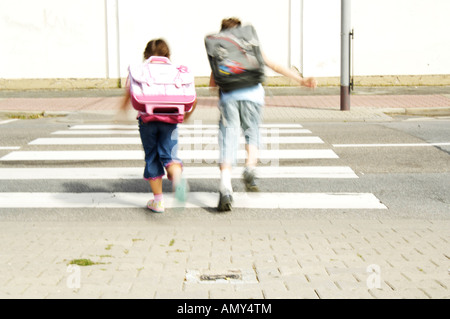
[
  {"xmin": 2, "ymin": 107, "xmax": 450, "ymax": 123},
  {"xmin": 382, "ymin": 107, "xmax": 450, "ymax": 117}
]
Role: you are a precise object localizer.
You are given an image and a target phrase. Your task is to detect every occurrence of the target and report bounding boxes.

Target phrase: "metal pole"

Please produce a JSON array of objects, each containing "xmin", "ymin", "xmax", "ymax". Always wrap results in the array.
[
  {"xmin": 104, "ymin": 0, "xmax": 110, "ymax": 79},
  {"xmin": 115, "ymin": 0, "xmax": 122, "ymax": 88},
  {"xmin": 340, "ymin": 0, "xmax": 351, "ymax": 111},
  {"xmin": 104, "ymin": 0, "xmax": 122, "ymax": 88}
]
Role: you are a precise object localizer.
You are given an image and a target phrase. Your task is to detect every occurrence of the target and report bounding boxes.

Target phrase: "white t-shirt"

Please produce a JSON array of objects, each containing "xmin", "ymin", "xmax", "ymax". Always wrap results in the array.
[{"xmin": 220, "ymin": 84, "xmax": 265, "ymax": 105}]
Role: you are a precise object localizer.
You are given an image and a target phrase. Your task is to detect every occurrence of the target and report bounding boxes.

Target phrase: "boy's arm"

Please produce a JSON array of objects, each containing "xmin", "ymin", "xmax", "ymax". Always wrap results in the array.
[
  {"xmin": 209, "ymin": 72, "xmax": 216, "ymax": 87},
  {"xmin": 209, "ymin": 72, "xmax": 219, "ymax": 95},
  {"xmin": 262, "ymin": 52, "xmax": 317, "ymax": 88}
]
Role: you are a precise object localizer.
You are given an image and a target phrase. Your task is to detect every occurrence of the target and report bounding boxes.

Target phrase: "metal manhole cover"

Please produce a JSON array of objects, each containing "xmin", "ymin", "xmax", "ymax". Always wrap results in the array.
[
  {"xmin": 199, "ymin": 273, "xmax": 242, "ymax": 281},
  {"xmin": 185, "ymin": 269, "xmax": 258, "ymax": 284}
]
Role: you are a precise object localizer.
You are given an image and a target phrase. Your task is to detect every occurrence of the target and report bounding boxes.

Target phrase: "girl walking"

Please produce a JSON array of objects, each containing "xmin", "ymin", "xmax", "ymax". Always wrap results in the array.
[{"xmin": 119, "ymin": 39, "xmax": 196, "ymax": 213}]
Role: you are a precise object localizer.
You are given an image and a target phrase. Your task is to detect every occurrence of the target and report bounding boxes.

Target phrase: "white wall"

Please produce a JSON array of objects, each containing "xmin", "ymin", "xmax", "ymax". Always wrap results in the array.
[
  {"xmin": 117, "ymin": 0, "xmax": 291, "ymax": 78},
  {"xmin": 303, "ymin": 0, "xmax": 341, "ymax": 77},
  {"xmin": 352, "ymin": 0, "xmax": 450, "ymax": 76},
  {"xmin": 0, "ymin": 0, "xmax": 449, "ymax": 82},
  {"xmin": 302, "ymin": 0, "xmax": 450, "ymax": 77},
  {"xmin": 0, "ymin": 0, "xmax": 107, "ymax": 78}
]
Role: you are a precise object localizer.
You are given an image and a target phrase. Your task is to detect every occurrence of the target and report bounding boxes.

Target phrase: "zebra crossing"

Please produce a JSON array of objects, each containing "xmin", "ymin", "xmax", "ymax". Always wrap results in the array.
[{"xmin": 0, "ymin": 122, "xmax": 387, "ymax": 210}]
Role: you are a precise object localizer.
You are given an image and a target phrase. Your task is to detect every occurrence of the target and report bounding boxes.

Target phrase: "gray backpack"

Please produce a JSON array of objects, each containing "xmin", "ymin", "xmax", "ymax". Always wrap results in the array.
[{"xmin": 205, "ymin": 25, "xmax": 265, "ymax": 92}]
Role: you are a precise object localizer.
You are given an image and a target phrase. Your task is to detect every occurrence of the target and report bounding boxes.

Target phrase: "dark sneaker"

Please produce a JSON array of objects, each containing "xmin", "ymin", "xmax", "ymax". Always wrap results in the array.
[
  {"xmin": 217, "ymin": 190, "xmax": 233, "ymax": 212},
  {"xmin": 243, "ymin": 167, "xmax": 259, "ymax": 192}
]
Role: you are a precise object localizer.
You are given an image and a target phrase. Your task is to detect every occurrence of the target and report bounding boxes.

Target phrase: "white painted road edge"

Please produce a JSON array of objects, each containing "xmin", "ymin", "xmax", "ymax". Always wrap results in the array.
[
  {"xmin": 0, "ymin": 147, "xmax": 20, "ymax": 150},
  {"xmin": 0, "ymin": 119, "xmax": 18, "ymax": 125}
]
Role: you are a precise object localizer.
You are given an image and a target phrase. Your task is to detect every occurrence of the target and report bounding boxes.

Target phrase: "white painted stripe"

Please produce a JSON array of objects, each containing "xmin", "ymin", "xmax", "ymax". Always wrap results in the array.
[
  {"xmin": 52, "ymin": 130, "xmax": 140, "ymax": 135},
  {"xmin": 0, "ymin": 119, "xmax": 18, "ymax": 125},
  {"xmin": 70, "ymin": 124, "xmax": 138, "ymax": 130},
  {"xmin": 181, "ymin": 124, "xmax": 304, "ymax": 129},
  {"xmin": 29, "ymin": 136, "xmax": 323, "ymax": 145},
  {"xmin": 69, "ymin": 123, "xmax": 303, "ymax": 130},
  {"xmin": 333, "ymin": 142, "xmax": 450, "ymax": 148},
  {"xmin": 69, "ymin": 124, "xmax": 219, "ymax": 130},
  {"xmin": 0, "ymin": 149, "xmax": 338, "ymax": 161},
  {"xmin": 0, "ymin": 192, "xmax": 386, "ymax": 209},
  {"xmin": 0, "ymin": 150, "xmax": 143, "ymax": 161},
  {"xmin": 0, "ymin": 147, "xmax": 20, "ymax": 150},
  {"xmin": 53, "ymin": 128, "xmax": 313, "ymax": 135},
  {"xmin": 180, "ymin": 136, "xmax": 323, "ymax": 144},
  {"xmin": 0, "ymin": 166, "xmax": 358, "ymax": 180},
  {"xmin": 30, "ymin": 138, "xmax": 143, "ymax": 145},
  {"xmin": 178, "ymin": 124, "xmax": 218, "ymax": 129},
  {"xmin": 175, "ymin": 128, "xmax": 311, "ymax": 135}
]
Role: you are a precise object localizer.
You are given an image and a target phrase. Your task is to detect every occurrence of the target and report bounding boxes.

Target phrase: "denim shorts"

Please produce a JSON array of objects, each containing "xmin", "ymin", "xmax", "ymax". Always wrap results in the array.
[
  {"xmin": 218, "ymin": 99, "xmax": 263, "ymax": 166},
  {"xmin": 138, "ymin": 119, "xmax": 182, "ymax": 180}
]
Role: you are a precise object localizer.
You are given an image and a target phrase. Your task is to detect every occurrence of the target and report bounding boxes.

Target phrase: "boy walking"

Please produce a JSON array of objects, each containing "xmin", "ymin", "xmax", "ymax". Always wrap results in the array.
[{"xmin": 206, "ymin": 18, "xmax": 317, "ymax": 212}]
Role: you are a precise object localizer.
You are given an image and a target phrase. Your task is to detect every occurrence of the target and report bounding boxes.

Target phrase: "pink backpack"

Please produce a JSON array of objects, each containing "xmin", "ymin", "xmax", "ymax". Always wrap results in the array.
[{"xmin": 128, "ymin": 56, "xmax": 196, "ymax": 124}]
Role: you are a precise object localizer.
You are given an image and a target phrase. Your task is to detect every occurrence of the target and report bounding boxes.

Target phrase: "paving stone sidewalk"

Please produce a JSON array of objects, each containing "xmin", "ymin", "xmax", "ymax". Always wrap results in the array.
[
  {"xmin": 0, "ymin": 86, "xmax": 449, "ymax": 299},
  {"xmin": 1, "ymin": 86, "xmax": 450, "ymax": 121},
  {"xmin": 0, "ymin": 217, "xmax": 449, "ymax": 299}
]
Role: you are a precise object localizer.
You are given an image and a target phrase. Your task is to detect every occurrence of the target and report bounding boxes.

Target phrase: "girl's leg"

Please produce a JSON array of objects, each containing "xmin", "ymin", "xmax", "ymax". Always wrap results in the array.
[
  {"xmin": 147, "ymin": 177, "xmax": 165, "ymax": 213},
  {"xmin": 139, "ymin": 120, "xmax": 165, "ymax": 212},
  {"xmin": 166, "ymin": 162, "xmax": 182, "ymax": 184},
  {"xmin": 149, "ymin": 177, "xmax": 163, "ymax": 195},
  {"xmin": 158, "ymin": 123, "xmax": 188, "ymax": 202},
  {"xmin": 167, "ymin": 162, "xmax": 188, "ymax": 202}
]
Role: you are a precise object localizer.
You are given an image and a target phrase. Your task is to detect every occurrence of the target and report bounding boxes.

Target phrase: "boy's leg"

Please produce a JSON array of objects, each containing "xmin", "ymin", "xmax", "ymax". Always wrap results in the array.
[
  {"xmin": 218, "ymin": 100, "xmax": 240, "ymax": 211},
  {"xmin": 242, "ymin": 144, "xmax": 259, "ymax": 192},
  {"xmin": 245, "ymin": 144, "xmax": 258, "ymax": 169},
  {"xmin": 217, "ymin": 164, "xmax": 233, "ymax": 212},
  {"xmin": 219, "ymin": 164, "xmax": 233, "ymax": 194},
  {"xmin": 240, "ymin": 101, "xmax": 263, "ymax": 192}
]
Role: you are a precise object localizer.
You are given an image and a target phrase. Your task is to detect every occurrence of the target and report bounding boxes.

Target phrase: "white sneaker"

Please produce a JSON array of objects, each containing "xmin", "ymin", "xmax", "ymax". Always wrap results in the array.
[{"xmin": 147, "ymin": 200, "xmax": 164, "ymax": 213}]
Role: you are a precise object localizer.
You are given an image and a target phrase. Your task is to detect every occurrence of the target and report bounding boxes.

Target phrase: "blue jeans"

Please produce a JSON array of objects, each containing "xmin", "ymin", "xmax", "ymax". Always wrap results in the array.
[
  {"xmin": 138, "ymin": 119, "xmax": 181, "ymax": 180},
  {"xmin": 218, "ymin": 99, "xmax": 263, "ymax": 166}
]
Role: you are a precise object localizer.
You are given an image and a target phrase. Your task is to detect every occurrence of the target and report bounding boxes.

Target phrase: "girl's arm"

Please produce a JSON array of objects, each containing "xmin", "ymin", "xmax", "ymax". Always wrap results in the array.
[
  {"xmin": 183, "ymin": 99, "xmax": 197, "ymax": 122},
  {"xmin": 120, "ymin": 90, "xmax": 131, "ymax": 112},
  {"xmin": 114, "ymin": 89, "xmax": 131, "ymax": 123}
]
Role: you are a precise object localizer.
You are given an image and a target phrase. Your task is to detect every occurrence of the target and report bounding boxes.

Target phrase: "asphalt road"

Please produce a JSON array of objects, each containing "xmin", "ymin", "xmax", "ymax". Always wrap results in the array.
[{"xmin": 0, "ymin": 115, "xmax": 449, "ymax": 221}]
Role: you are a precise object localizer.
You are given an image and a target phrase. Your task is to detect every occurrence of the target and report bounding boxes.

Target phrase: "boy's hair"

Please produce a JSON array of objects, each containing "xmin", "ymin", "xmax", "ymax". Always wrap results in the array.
[
  {"xmin": 220, "ymin": 17, "xmax": 242, "ymax": 31},
  {"xmin": 143, "ymin": 39, "xmax": 171, "ymax": 60}
]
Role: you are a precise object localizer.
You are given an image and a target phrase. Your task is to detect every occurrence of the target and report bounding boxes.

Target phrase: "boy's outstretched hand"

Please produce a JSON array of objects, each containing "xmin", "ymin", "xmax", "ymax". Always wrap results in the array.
[{"xmin": 301, "ymin": 77, "xmax": 318, "ymax": 89}]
